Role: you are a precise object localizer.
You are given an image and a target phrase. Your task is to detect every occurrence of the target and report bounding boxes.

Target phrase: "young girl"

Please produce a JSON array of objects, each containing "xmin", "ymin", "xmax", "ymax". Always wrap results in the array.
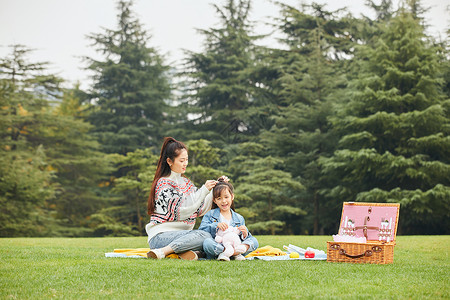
[{"xmin": 199, "ymin": 179, "xmax": 258, "ymax": 260}]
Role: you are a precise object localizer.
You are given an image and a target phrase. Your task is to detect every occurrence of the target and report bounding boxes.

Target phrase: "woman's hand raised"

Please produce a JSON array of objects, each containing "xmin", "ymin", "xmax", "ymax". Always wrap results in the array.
[
  {"xmin": 205, "ymin": 180, "xmax": 217, "ymax": 191},
  {"xmin": 205, "ymin": 176, "xmax": 229, "ymax": 191}
]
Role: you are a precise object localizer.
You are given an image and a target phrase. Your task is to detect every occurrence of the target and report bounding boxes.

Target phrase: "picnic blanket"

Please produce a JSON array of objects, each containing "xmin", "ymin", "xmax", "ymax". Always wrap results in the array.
[
  {"xmin": 105, "ymin": 245, "xmax": 287, "ymax": 259},
  {"xmin": 245, "ymin": 245, "xmax": 287, "ymax": 257},
  {"xmin": 105, "ymin": 244, "xmax": 326, "ymax": 261},
  {"xmin": 244, "ymin": 245, "xmax": 327, "ymax": 261},
  {"xmin": 105, "ymin": 248, "xmax": 179, "ymax": 259}
]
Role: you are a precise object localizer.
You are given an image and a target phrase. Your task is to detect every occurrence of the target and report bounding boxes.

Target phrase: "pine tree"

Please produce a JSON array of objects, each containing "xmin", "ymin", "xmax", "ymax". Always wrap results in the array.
[
  {"xmin": 230, "ymin": 143, "xmax": 304, "ymax": 235},
  {"xmin": 365, "ymin": 0, "xmax": 395, "ymax": 21},
  {"xmin": 48, "ymin": 88, "xmax": 113, "ymax": 236},
  {"xmin": 85, "ymin": 0, "xmax": 171, "ymax": 154},
  {"xmin": 0, "ymin": 45, "xmax": 112, "ymax": 236},
  {"xmin": 320, "ymin": 9, "xmax": 450, "ymax": 234},
  {"xmin": 259, "ymin": 3, "xmax": 355, "ymax": 234},
  {"xmin": 181, "ymin": 0, "xmax": 260, "ymax": 145},
  {"xmin": 0, "ymin": 45, "xmax": 58, "ymax": 236}
]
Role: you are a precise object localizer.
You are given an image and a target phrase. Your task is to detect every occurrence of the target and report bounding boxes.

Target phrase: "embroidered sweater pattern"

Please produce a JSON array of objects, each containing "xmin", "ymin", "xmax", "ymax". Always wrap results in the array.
[{"xmin": 146, "ymin": 171, "xmax": 213, "ymax": 242}]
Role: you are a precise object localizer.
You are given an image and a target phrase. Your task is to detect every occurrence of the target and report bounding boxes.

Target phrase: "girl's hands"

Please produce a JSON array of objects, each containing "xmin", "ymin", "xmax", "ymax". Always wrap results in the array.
[
  {"xmin": 217, "ymin": 222, "xmax": 228, "ymax": 231},
  {"xmin": 238, "ymin": 225, "xmax": 248, "ymax": 238},
  {"xmin": 205, "ymin": 180, "xmax": 217, "ymax": 191}
]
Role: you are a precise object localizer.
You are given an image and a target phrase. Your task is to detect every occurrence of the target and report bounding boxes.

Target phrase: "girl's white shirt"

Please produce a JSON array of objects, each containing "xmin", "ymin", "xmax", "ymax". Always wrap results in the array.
[{"xmin": 219, "ymin": 213, "xmax": 231, "ymax": 225}]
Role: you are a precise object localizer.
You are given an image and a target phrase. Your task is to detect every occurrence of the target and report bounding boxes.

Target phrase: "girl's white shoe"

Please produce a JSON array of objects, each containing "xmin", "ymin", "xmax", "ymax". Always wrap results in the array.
[
  {"xmin": 217, "ymin": 253, "xmax": 230, "ymax": 261},
  {"xmin": 232, "ymin": 254, "xmax": 246, "ymax": 261}
]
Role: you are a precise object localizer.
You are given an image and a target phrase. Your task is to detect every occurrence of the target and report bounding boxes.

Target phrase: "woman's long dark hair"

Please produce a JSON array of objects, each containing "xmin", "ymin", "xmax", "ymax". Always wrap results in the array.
[
  {"xmin": 212, "ymin": 179, "xmax": 235, "ymax": 210},
  {"xmin": 148, "ymin": 137, "xmax": 187, "ymax": 215}
]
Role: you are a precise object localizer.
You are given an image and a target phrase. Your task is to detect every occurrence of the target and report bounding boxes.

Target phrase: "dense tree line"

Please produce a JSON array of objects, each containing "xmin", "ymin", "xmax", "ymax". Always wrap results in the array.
[{"xmin": 1, "ymin": 0, "xmax": 448, "ymax": 237}]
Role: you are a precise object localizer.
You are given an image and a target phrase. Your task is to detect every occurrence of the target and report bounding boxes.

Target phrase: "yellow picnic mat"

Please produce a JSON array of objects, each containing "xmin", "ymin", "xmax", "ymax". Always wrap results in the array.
[
  {"xmin": 106, "ymin": 248, "xmax": 179, "ymax": 259},
  {"xmin": 107, "ymin": 245, "xmax": 287, "ymax": 259},
  {"xmin": 245, "ymin": 245, "xmax": 287, "ymax": 258}
]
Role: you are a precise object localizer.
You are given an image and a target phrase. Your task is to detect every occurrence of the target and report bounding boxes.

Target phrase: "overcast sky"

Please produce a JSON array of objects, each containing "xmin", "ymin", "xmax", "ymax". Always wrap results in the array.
[{"xmin": 0, "ymin": 0, "xmax": 448, "ymax": 88}]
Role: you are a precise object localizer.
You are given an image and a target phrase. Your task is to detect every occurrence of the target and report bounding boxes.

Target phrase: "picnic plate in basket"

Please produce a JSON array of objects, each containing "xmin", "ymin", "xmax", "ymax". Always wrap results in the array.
[{"xmin": 327, "ymin": 202, "xmax": 400, "ymax": 264}]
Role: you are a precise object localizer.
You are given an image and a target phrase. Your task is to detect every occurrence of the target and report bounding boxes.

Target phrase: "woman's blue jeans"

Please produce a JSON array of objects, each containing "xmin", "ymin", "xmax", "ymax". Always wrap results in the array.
[
  {"xmin": 203, "ymin": 236, "xmax": 259, "ymax": 259},
  {"xmin": 148, "ymin": 230, "xmax": 211, "ymax": 254}
]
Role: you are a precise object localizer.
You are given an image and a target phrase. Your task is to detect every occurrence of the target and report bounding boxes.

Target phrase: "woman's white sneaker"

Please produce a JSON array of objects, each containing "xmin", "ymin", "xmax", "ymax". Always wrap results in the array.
[
  {"xmin": 178, "ymin": 250, "xmax": 198, "ymax": 261},
  {"xmin": 147, "ymin": 249, "xmax": 165, "ymax": 259}
]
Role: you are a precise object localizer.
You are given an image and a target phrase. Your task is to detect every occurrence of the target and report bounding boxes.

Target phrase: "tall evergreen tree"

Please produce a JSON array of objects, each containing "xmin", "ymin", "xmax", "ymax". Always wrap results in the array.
[
  {"xmin": 229, "ymin": 143, "xmax": 304, "ymax": 235},
  {"xmin": 0, "ymin": 45, "xmax": 110, "ymax": 236},
  {"xmin": 320, "ymin": 9, "xmax": 450, "ymax": 234},
  {"xmin": 85, "ymin": 0, "xmax": 171, "ymax": 154},
  {"xmin": 365, "ymin": 0, "xmax": 394, "ymax": 21},
  {"xmin": 180, "ymin": 0, "xmax": 260, "ymax": 145},
  {"xmin": 260, "ymin": 3, "xmax": 355, "ymax": 234},
  {"xmin": 48, "ymin": 88, "xmax": 113, "ymax": 236},
  {"xmin": 0, "ymin": 45, "xmax": 59, "ymax": 236}
]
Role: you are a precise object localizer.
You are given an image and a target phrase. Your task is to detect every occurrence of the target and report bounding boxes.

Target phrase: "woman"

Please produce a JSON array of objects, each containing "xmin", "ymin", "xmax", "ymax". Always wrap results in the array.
[{"xmin": 146, "ymin": 137, "xmax": 226, "ymax": 260}]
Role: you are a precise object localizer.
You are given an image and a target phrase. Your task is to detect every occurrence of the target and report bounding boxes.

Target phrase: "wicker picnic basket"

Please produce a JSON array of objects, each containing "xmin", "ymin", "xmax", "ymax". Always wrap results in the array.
[{"xmin": 327, "ymin": 202, "xmax": 400, "ymax": 264}]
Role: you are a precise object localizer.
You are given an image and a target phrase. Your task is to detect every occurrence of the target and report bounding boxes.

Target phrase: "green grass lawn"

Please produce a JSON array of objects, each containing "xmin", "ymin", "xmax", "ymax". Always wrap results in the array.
[{"xmin": 1, "ymin": 235, "xmax": 448, "ymax": 299}]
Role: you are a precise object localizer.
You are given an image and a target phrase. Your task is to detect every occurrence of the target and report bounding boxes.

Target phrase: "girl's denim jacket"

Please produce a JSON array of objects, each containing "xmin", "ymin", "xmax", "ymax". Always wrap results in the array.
[{"xmin": 199, "ymin": 208, "xmax": 254, "ymax": 240}]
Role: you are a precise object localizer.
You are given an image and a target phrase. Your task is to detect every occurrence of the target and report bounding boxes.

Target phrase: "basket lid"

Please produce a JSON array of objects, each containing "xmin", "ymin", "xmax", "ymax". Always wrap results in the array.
[{"xmin": 339, "ymin": 202, "xmax": 400, "ymax": 242}]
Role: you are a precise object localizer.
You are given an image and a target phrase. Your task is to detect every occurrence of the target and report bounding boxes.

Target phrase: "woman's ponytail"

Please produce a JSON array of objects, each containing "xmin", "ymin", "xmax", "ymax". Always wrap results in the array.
[{"xmin": 148, "ymin": 137, "xmax": 187, "ymax": 215}]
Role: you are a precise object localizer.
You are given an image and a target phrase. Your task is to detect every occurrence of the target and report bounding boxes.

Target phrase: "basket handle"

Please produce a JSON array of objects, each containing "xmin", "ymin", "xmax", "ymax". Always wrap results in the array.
[
  {"xmin": 330, "ymin": 244, "xmax": 383, "ymax": 259},
  {"xmin": 339, "ymin": 248, "xmax": 372, "ymax": 258}
]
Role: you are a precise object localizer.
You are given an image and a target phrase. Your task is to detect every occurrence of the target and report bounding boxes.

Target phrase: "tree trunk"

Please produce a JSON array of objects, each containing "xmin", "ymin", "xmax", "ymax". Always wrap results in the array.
[
  {"xmin": 136, "ymin": 188, "xmax": 142, "ymax": 234},
  {"xmin": 313, "ymin": 191, "xmax": 319, "ymax": 235},
  {"xmin": 269, "ymin": 197, "xmax": 275, "ymax": 235}
]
